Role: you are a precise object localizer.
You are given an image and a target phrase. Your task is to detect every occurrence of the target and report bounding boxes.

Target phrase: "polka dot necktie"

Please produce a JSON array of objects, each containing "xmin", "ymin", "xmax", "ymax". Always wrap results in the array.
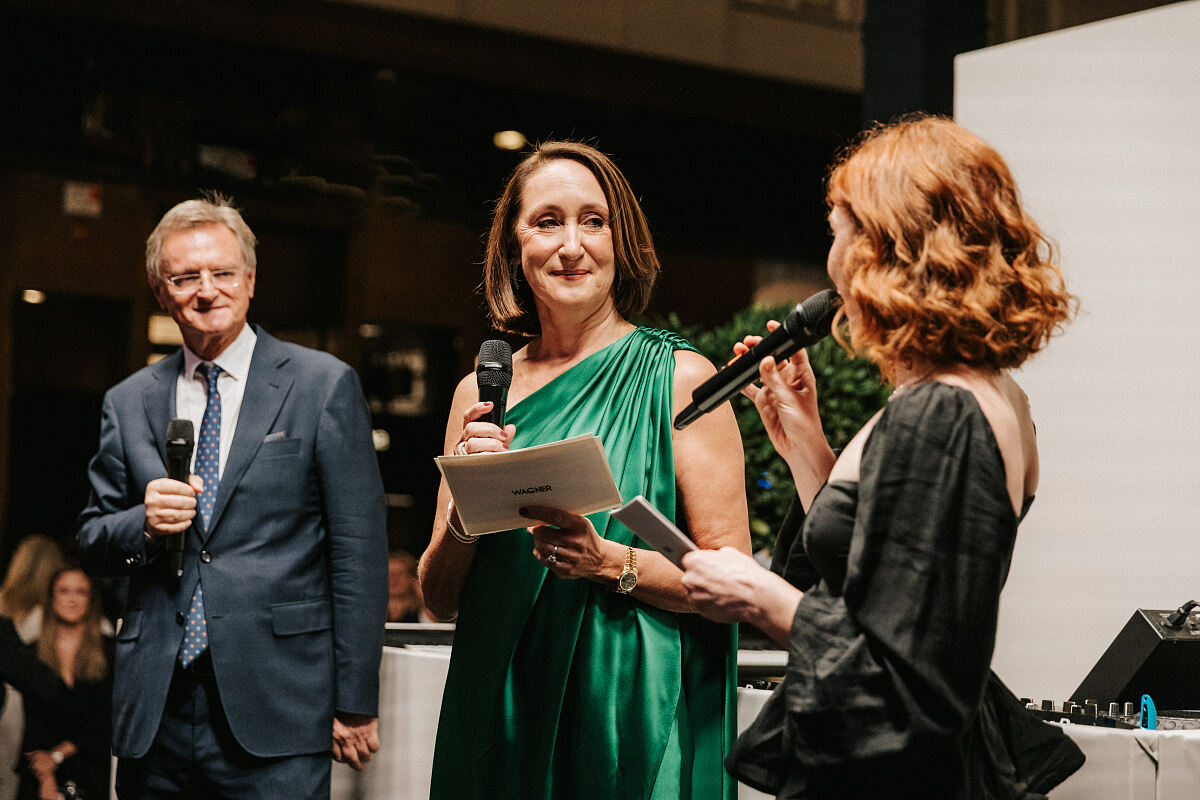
[{"xmin": 179, "ymin": 362, "xmax": 221, "ymax": 667}]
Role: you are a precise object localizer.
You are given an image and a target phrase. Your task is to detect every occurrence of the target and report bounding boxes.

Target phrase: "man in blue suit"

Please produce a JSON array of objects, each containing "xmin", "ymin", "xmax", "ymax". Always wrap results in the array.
[{"xmin": 77, "ymin": 195, "xmax": 388, "ymax": 798}]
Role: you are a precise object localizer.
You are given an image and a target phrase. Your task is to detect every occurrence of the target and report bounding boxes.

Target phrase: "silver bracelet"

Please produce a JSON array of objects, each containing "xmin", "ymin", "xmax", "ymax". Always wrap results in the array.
[{"xmin": 445, "ymin": 501, "xmax": 479, "ymax": 545}]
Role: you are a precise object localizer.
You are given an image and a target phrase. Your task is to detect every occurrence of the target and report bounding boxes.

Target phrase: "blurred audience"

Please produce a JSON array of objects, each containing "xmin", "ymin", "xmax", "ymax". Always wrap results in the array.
[
  {"xmin": 0, "ymin": 537, "xmax": 67, "ymax": 648},
  {"xmin": 0, "ymin": 621, "xmax": 62, "ymax": 709},
  {"xmin": 0, "ymin": 537, "xmax": 66, "ymax": 800},
  {"xmin": 18, "ymin": 567, "xmax": 112, "ymax": 800},
  {"xmin": 387, "ymin": 551, "xmax": 430, "ymax": 623}
]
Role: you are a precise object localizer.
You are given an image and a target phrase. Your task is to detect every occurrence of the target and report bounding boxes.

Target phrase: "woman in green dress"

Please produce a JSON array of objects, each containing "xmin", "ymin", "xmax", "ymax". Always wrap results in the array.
[{"xmin": 419, "ymin": 141, "xmax": 751, "ymax": 800}]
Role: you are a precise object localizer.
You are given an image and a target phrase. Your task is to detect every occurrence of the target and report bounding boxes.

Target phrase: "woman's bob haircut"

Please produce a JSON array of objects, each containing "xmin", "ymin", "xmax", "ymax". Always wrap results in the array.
[{"xmin": 483, "ymin": 141, "xmax": 660, "ymax": 336}]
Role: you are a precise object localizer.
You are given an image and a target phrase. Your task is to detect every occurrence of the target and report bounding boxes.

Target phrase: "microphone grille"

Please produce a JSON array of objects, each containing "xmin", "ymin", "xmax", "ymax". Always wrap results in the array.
[
  {"xmin": 797, "ymin": 288, "xmax": 841, "ymax": 332},
  {"xmin": 166, "ymin": 418, "xmax": 194, "ymax": 444},
  {"xmin": 476, "ymin": 339, "xmax": 513, "ymax": 385}
]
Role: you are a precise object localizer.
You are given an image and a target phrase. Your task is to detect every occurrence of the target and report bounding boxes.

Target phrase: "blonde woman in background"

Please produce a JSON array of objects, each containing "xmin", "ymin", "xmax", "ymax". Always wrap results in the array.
[
  {"xmin": 0, "ymin": 536, "xmax": 65, "ymax": 800},
  {"xmin": 0, "ymin": 536, "xmax": 66, "ymax": 645},
  {"xmin": 18, "ymin": 566, "xmax": 113, "ymax": 800}
]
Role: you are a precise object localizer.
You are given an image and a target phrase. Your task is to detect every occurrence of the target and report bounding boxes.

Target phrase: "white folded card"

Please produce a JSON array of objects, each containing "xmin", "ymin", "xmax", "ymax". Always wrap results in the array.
[
  {"xmin": 610, "ymin": 495, "xmax": 698, "ymax": 568},
  {"xmin": 436, "ymin": 434, "xmax": 623, "ymax": 536}
]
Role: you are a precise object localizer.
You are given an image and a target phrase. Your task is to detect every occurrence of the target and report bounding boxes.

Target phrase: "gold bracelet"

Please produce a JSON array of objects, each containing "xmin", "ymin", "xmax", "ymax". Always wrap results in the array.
[{"xmin": 445, "ymin": 501, "xmax": 479, "ymax": 545}]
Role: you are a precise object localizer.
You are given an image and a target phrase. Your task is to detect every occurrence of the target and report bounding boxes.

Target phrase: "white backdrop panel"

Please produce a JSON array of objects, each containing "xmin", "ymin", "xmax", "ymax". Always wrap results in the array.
[{"xmin": 954, "ymin": 1, "xmax": 1200, "ymax": 701}]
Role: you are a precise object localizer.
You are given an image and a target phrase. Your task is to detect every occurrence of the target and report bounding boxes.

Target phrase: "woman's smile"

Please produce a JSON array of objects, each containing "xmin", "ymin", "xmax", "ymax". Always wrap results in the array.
[{"xmin": 515, "ymin": 158, "xmax": 616, "ymax": 318}]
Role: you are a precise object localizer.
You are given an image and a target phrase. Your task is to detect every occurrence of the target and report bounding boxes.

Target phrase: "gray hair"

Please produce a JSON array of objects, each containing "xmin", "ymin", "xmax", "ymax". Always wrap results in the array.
[{"xmin": 145, "ymin": 193, "xmax": 257, "ymax": 280}]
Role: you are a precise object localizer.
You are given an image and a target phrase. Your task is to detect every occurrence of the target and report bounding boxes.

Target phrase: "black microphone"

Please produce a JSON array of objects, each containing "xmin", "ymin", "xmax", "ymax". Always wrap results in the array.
[
  {"xmin": 674, "ymin": 289, "xmax": 841, "ymax": 430},
  {"xmin": 164, "ymin": 418, "xmax": 194, "ymax": 580},
  {"xmin": 476, "ymin": 339, "xmax": 513, "ymax": 428}
]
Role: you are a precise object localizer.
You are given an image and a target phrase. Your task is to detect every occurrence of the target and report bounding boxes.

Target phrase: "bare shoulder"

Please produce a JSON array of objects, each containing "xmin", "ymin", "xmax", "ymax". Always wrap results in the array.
[
  {"xmin": 936, "ymin": 370, "xmax": 1035, "ymax": 510},
  {"xmin": 937, "ymin": 372, "xmax": 1027, "ymax": 443},
  {"xmin": 996, "ymin": 373, "xmax": 1032, "ymax": 419},
  {"xmin": 450, "ymin": 371, "xmax": 477, "ymax": 407},
  {"xmin": 442, "ymin": 372, "xmax": 481, "ymax": 449},
  {"xmin": 671, "ymin": 349, "xmax": 717, "ymax": 396},
  {"xmin": 668, "ymin": 349, "xmax": 750, "ymax": 551}
]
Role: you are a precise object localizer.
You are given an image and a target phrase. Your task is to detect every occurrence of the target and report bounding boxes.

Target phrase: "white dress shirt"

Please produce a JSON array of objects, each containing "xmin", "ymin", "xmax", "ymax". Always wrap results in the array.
[{"xmin": 176, "ymin": 324, "xmax": 257, "ymax": 480}]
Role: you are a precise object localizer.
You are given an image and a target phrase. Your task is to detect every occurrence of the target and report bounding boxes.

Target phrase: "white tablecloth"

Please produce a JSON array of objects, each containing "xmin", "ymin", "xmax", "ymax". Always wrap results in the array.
[
  {"xmin": 337, "ymin": 650, "xmax": 1200, "ymax": 799},
  {"xmin": 335, "ymin": 647, "xmax": 773, "ymax": 799},
  {"xmin": 331, "ymin": 645, "xmax": 452, "ymax": 800},
  {"xmin": 1050, "ymin": 723, "xmax": 1200, "ymax": 799}
]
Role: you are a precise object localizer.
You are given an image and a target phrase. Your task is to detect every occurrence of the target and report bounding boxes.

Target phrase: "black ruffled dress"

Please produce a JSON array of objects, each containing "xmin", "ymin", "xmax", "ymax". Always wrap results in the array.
[{"xmin": 728, "ymin": 382, "xmax": 1084, "ymax": 799}]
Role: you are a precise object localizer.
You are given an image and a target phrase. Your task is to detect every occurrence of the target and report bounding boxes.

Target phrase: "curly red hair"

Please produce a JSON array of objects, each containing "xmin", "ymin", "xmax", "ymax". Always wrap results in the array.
[{"xmin": 827, "ymin": 115, "xmax": 1074, "ymax": 378}]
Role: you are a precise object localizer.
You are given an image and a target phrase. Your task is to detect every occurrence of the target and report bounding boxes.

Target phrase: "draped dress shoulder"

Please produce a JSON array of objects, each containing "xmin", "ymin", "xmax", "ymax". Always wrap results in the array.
[{"xmin": 431, "ymin": 327, "xmax": 737, "ymax": 800}]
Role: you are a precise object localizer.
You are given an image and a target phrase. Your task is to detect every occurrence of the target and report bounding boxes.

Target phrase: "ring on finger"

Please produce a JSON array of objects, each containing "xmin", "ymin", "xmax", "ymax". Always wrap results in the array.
[
  {"xmin": 547, "ymin": 544, "xmax": 558, "ymax": 564},
  {"xmin": 455, "ymin": 441, "xmax": 469, "ymax": 456}
]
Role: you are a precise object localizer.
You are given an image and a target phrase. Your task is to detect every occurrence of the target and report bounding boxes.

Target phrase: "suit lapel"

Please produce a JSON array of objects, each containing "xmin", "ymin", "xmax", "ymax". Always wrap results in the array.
[
  {"xmin": 204, "ymin": 329, "xmax": 295, "ymax": 539},
  {"xmin": 143, "ymin": 351, "xmax": 183, "ymax": 469}
]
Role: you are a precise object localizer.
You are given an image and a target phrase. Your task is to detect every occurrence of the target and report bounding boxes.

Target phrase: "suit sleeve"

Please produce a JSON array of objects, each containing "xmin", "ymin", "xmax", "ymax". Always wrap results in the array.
[
  {"xmin": 780, "ymin": 384, "xmax": 1018, "ymax": 767},
  {"xmin": 77, "ymin": 391, "xmax": 155, "ymax": 577},
  {"xmin": 316, "ymin": 365, "xmax": 388, "ymax": 717}
]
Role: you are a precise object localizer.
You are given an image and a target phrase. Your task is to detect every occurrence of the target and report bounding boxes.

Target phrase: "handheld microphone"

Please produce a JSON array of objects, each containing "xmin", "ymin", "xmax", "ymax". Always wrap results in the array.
[
  {"xmin": 164, "ymin": 418, "xmax": 195, "ymax": 580},
  {"xmin": 673, "ymin": 289, "xmax": 841, "ymax": 430},
  {"xmin": 476, "ymin": 339, "xmax": 513, "ymax": 428}
]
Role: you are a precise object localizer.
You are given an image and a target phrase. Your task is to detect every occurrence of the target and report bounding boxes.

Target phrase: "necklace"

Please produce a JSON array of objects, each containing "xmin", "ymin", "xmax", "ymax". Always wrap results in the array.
[{"xmin": 888, "ymin": 368, "xmax": 936, "ymax": 402}]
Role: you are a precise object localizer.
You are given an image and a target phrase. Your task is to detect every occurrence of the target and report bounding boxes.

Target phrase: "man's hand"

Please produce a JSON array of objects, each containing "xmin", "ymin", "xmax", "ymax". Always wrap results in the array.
[
  {"xmin": 143, "ymin": 475, "xmax": 204, "ymax": 536},
  {"xmin": 332, "ymin": 713, "xmax": 380, "ymax": 771}
]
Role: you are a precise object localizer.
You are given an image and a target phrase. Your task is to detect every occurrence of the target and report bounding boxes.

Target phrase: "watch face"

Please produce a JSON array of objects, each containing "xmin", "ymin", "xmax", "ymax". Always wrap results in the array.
[{"xmin": 618, "ymin": 570, "xmax": 637, "ymax": 592}]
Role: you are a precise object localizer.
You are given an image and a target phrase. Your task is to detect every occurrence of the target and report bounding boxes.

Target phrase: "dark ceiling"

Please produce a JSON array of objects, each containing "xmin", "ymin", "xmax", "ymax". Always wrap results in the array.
[{"xmin": 0, "ymin": 0, "xmax": 861, "ymax": 263}]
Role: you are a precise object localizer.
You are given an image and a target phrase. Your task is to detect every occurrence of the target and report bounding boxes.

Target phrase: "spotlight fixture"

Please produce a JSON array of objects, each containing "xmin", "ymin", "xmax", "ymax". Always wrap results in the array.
[{"xmin": 492, "ymin": 130, "xmax": 528, "ymax": 151}]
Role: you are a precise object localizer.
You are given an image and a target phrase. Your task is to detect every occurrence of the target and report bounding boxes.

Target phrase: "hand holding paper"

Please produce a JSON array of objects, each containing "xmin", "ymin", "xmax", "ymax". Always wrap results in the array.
[
  {"xmin": 519, "ymin": 504, "xmax": 611, "ymax": 579},
  {"xmin": 610, "ymin": 496, "xmax": 698, "ymax": 568},
  {"xmin": 436, "ymin": 434, "xmax": 622, "ymax": 536}
]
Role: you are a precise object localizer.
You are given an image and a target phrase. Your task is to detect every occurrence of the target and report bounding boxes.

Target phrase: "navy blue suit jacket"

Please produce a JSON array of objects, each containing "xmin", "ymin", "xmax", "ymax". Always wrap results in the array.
[{"xmin": 77, "ymin": 326, "xmax": 387, "ymax": 759}]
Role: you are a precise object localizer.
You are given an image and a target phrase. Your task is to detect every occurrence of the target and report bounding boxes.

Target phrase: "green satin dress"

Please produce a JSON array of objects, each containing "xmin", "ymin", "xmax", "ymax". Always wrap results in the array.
[{"xmin": 430, "ymin": 327, "xmax": 737, "ymax": 800}]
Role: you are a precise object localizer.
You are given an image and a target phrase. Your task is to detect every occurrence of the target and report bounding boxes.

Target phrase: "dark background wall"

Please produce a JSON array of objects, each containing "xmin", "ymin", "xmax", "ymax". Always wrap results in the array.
[
  {"xmin": 0, "ymin": 0, "xmax": 1175, "ymax": 562},
  {"xmin": 0, "ymin": 1, "xmax": 859, "ymax": 560}
]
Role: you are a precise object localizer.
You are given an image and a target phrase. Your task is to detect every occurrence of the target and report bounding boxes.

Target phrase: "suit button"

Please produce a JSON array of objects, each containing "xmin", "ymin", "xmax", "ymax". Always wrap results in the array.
[
  {"xmin": 176, "ymin": 611, "xmax": 186, "ymax": 625},
  {"xmin": 124, "ymin": 554, "xmax": 141, "ymax": 566},
  {"xmin": 200, "ymin": 550, "xmax": 212, "ymax": 564}
]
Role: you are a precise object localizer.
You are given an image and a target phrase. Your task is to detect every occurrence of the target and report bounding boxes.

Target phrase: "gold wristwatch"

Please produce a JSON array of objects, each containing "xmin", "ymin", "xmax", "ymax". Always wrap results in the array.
[{"xmin": 616, "ymin": 546, "xmax": 638, "ymax": 594}]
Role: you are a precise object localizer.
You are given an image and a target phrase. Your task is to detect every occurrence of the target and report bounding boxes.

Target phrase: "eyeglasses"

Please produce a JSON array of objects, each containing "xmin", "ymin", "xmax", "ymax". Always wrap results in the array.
[{"xmin": 161, "ymin": 268, "xmax": 244, "ymax": 293}]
